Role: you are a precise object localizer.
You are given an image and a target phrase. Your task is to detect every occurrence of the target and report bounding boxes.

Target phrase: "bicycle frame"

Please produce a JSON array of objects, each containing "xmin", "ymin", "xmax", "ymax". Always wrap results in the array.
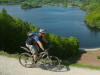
[
  {"xmin": 20, "ymin": 46, "xmax": 31, "ymax": 53},
  {"xmin": 19, "ymin": 46, "xmax": 60, "ymax": 68},
  {"xmin": 21, "ymin": 46, "xmax": 50, "ymax": 61}
]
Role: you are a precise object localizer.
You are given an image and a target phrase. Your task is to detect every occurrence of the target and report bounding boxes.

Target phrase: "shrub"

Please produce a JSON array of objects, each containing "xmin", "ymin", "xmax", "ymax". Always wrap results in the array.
[
  {"xmin": 85, "ymin": 10, "xmax": 100, "ymax": 28},
  {"xmin": 0, "ymin": 8, "xmax": 35, "ymax": 53},
  {"xmin": 21, "ymin": 2, "xmax": 41, "ymax": 9},
  {"xmin": 81, "ymin": 1, "xmax": 100, "ymax": 29},
  {"xmin": 48, "ymin": 34, "xmax": 79, "ymax": 59},
  {"xmin": 97, "ymin": 56, "xmax": 100, "ymax": 59}
]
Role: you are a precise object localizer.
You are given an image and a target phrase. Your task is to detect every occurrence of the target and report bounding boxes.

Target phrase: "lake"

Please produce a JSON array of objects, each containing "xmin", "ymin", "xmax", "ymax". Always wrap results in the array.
[{"xmin": 0, "ymin": 5, "xmax": 100, "ymax": 48}]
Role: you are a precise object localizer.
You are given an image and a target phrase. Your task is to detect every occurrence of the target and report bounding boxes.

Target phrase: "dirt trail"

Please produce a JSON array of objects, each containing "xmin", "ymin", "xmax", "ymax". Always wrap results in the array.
[{"xmin": 0, "ymin": 56, "xmax": 100, "ymax": 75}]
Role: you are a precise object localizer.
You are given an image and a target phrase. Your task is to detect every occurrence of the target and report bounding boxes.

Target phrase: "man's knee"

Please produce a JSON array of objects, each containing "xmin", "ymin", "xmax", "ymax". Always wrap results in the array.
[{"xmin": 34, "ymin": 52, "xmax": 38, "ymax": 55}]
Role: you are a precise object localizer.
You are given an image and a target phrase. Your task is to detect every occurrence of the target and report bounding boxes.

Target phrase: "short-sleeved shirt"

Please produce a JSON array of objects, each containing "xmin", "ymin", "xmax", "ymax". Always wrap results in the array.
[
  {"xmin": 26, "ymin": 32, "xmax": 42, "ymax": 45},
  {"xmin": 33, "ymin": 32, "xmax": 42, "ymax": 44},
  {"xmin": 34, "ymin": 35, "xmax": 39, "ymax": 42}
]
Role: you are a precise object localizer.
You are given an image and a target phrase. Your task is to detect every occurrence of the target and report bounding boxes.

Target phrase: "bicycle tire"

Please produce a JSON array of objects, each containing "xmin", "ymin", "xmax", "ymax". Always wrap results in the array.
[
  {"xmin": 44, "ymin": 56, "xmax": 60, "ymax": 66},
  {"xmin": 19, "ymin": 53, "xmax": 33, "ymax": 68}
]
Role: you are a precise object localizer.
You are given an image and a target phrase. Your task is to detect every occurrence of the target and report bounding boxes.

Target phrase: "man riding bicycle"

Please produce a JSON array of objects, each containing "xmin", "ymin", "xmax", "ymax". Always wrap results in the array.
[{"xmin": 26, "ymin": 29, "xmax": 48, "ymax": 64}]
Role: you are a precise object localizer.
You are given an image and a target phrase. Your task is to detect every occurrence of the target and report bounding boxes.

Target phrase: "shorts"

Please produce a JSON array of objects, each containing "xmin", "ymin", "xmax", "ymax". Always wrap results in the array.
[{"xmin": 26, "ymin": 43, "xmax": 39, "ymax": 54}]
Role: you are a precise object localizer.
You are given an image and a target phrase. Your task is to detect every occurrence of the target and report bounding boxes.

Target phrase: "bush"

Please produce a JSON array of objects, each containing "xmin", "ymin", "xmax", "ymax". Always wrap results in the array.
[
  {"xmin": 85, "ymin": 9, "xmax": 100, "ymax": 28},
  {"xmin": 81, "ymin": 1, "xmax": 100, "ymax": 29},
  {"xmin": 48, "ymin": 34, "xmax": 79, "ymax": 59},
  {"xmin": 0, "ymin": 8, "xmax": 36, "ymax": 53},
  {"xmin": 63, "ymin": 3, "xmax": 67, "ymax": 7},
  {"xmin": 21, "ymin": 2, "xmax": 41, "ymax": 9},
  {"xmin": 97, "ymin": 56, "xmax": 100, "ymax": 59},
  {"xmin": 80, "ymin": 2, "xmax": 89, "ymax": 10}
]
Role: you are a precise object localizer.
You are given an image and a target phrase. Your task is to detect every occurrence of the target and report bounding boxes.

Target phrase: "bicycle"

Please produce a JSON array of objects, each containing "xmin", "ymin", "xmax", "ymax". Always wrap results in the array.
[{"xmin": 19, "ymin": 46, "xmax": 61, "ymax": 68}]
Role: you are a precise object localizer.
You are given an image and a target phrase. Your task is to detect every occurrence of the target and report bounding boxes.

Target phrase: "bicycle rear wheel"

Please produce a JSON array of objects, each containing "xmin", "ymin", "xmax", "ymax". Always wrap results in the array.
[{"xmin": 19, "ymin": 53, "xmax": 33, "ymax": 68}]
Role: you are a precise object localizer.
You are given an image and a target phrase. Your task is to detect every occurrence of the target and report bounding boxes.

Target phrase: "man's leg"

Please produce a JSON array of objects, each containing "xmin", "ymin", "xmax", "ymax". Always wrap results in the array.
[
  {"xmin": 26, "ymin": 44, "xmax": 39, "ymax": 64},
  {"xmin": 31, "ymin": 45, "xmax": 38, "ymax": 63},
  {"xmin": 33, "ymin": 52, "xmax": 38, "ymax": 63},
  {"xmin": 26, "ymin": 44, "xmax": 37, "ymax": 64}
]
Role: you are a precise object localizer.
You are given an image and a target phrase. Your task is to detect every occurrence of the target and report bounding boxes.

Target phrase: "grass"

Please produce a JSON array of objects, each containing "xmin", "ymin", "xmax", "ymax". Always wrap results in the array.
[
  {"xmin": 0, "ymin": 51, "xmax": 19, "ymax": 59},
  {"xmin": 61, "ymin": 56, "xmax": 100, "ymax": 70},
  {"xmin": 71, "ymin": 64, "xmax": 100, "ymax": 70},
  {"xmin": 61, "ymin": 60, "xmax": 100, "ymax": 70},
  {"xmin": 97, "ymin": 56, "xmax": 100, "ymax": 59},
  {"xmin": 0, "ymin": 51, "xmax": 100, "ymax": 70}
]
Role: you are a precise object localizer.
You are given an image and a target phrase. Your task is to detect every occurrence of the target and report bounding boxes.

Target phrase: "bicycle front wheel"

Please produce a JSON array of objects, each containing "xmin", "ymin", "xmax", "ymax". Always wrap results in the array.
[
  {"xmin": 44, "ymin": 56, "xmax": 60, "ymax": 66},
  {"xmin": 19, "ymin": 53, "xmax": 33, "ymax": 68}
]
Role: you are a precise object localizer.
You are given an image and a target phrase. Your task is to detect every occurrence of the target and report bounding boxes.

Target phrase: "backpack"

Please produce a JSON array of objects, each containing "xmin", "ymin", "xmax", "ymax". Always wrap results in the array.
[
  {"xmin": 26, "ymin": 31, "xmax": 36, "ymax": 45},
  {"xmin": 27, "ymin": 31, "xmax": 35, "ymax": 37}
]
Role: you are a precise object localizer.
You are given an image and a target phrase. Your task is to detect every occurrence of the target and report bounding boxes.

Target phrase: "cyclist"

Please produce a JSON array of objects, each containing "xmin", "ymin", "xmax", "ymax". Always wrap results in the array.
[{"xmin": 26, "ymin": 29, "xmax": 48, "ymax": 64}]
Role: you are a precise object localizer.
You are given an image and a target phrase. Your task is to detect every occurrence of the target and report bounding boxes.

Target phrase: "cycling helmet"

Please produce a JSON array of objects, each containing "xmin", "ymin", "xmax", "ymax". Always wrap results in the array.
[{"xmin": 39, "ymin": 28, "xmax": 47, "ymax": 34}]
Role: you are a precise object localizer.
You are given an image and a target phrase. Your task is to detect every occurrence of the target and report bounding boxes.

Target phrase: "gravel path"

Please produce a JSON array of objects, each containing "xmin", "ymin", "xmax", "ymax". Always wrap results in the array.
[{"xmin": 0, "ymin": 56, "xmax": 100, "ymax": 75}]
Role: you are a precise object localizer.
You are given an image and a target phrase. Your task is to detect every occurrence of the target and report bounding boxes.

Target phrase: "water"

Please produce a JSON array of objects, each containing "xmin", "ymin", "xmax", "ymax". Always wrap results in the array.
[{"xmin": 0, "ymin": 5, "xmax": 100, "ymax": 48}]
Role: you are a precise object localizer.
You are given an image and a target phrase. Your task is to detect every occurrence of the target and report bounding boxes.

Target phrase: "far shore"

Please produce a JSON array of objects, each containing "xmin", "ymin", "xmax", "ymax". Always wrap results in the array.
[{"xmin": 79, "ymin": 48, "xmax": 100, "ymax": 51}]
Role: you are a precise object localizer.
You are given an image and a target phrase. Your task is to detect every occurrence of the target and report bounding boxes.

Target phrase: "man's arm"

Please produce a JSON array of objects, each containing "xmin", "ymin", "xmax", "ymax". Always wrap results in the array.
[
  {"xmin": 42, "ymin": 37, "xmax": 48, "ymax": 44},
  {"xmin": 37, "ymin": 41, "xmax": 45, "ymax": 51},
  {"xmin": 34, "ymin": 36, "xmax": 45, "ymax": 51}
]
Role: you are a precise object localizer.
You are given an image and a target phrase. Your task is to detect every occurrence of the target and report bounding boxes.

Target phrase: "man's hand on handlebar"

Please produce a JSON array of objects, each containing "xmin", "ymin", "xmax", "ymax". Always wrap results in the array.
[{"xmin": 44, "ymin": 49, "xmax": 48, "ymax": 52}]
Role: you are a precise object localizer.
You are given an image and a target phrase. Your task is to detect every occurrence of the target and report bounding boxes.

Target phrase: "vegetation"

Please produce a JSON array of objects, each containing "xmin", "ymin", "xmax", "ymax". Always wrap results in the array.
[
  {"xmin": 80, "ymin": 0, "xmax": 100, "ymax": 29},
  {"xmin": 0, "ymin": 51, "xmax": 19, "ymax": 58},
  {"xmin": 0, "ymin": 8, "xmax": 37, "ymax": 53},
  {"xmin": 71, "ymin": 64, "xmax": 100, "ymax": 70},
  {"xmin": 0, "ymin": 0, "xmax": 26, "ymax": 5},
  {"xmin": 21, "ymin": 0, "xmax": 68, "ymax": 9},
  {"xmin": 0, "ymin": 9, "xmax": 79, "ymax": 59},
  {"xmin": 0, "ymin": 0, "xmax": 81, "ymax": 8},
  {"xmin": 21, "ymin": 2, "xmax": 41, "ymax": 9},
  {"xmin": 47, "ymin": 34, "xmax": 79, "ymax": 59},
  {"xmin": 97, "ymin": 56, "xmax": 100, "ymax": 59}
]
